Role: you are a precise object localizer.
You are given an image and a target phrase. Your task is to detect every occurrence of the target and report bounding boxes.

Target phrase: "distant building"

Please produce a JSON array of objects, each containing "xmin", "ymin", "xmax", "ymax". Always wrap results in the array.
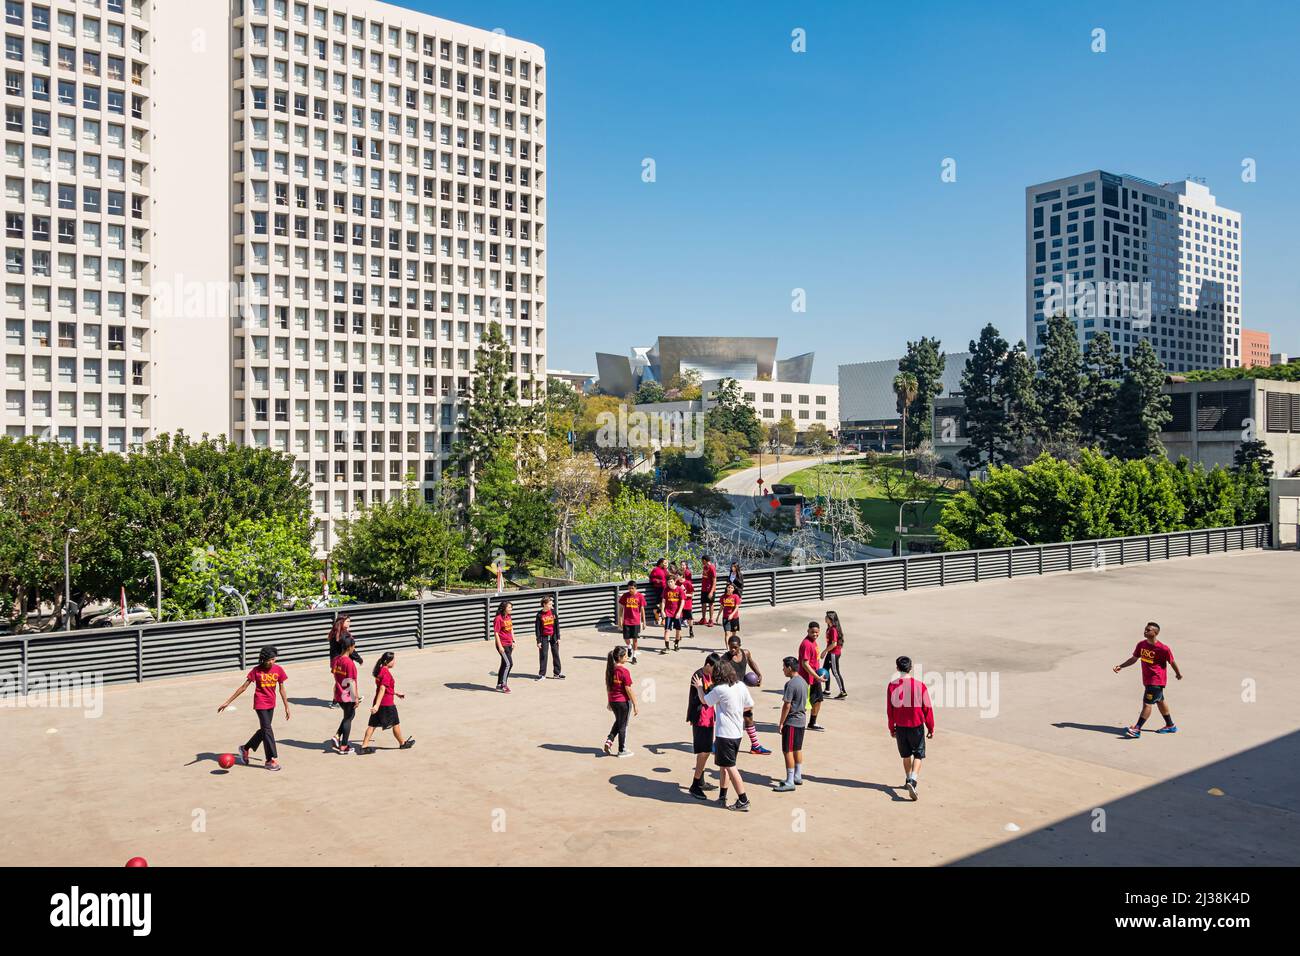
[
  {"xmin": 594, "ymin": 336, "xmax": 814, "ymax": 396},
  {"xmin": 838, "ymin": 353, "xmax": 970, "ymax": 449},
  {"xmin": 1242, "ymin": 330, "xmax": 1271, "ymax": 368},
  {"xmin": 930, "ymin": 378, "xmax": 1300, "ymax": 476},
  {"xmin": 547, "ymin": 369, "xmax": 595, "ymax": 392},
  {"xmin": 632, "ymin": 377, "xmax": 839, "ymax": 439},
  {"xmin": 1272, "ymin": 353, "xmax": 1291, "ymax": 366}
]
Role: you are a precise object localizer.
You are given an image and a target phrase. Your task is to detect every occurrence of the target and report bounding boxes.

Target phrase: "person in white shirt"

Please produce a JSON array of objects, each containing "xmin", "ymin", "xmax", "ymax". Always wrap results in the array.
[{"xmin": 692, "ymin": 659, "xmax": 753, "ymax": 811}]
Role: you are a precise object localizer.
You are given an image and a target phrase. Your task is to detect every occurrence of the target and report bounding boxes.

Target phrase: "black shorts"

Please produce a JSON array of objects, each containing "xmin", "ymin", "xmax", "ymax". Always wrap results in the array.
[
  {"xmin": 664, "ymin": 616, "xmax": 681, "ymax": 630},
  {"xmin": 895, "ymin": 725, "xmax": 926, "ymax": 759},
  {"xmin": 809, "ymin": 679, "xmax": 825, "ymax": 705},
  {"xmin": 622, "ymin": 624, "xmax": 640, "ymax": 641},
  {"xmin": 723, "ymin": 618, "xmax": 740, "ymax": 632},
  {"xmin": 714, "ymin": 736, "xmax": 740, "ymax": 768},
  {"xmin": 1143, "ymin": 684, "xmax": 1166, "ymax": 704},
  {"xmin": 692, "ymin": 724, "xmax": 714, "ymax": 755},
  {"xmin": 702, "ymin": 591, "xmax": 715, "ymax": 609},
  {"xmin": 681, "ymin": 608, "xmax": 693, "ymax": 621},
  {"xmin": 368, "ymin": 704, "xmax": 400, "ymax": 730},
  {"xmin": 781, "ymin": 724, "xmax": 805, "ymax": 753}
]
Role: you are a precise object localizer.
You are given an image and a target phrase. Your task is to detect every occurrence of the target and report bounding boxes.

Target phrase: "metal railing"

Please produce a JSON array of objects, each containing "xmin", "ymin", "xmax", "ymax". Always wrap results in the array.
[{"xmin": 0, "ymin": 524, "xmax": 1271, "ymax": 694}]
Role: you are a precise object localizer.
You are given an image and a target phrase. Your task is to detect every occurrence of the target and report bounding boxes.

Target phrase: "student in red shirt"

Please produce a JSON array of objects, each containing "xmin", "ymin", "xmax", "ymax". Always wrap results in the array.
[
  {"xmin": 648, "ymin": 558, "xmax": 668, "ymax": 625},
  {"xmin": 603, "ymin": 645, "xmax": 638, "ymax": 757},
  {"xmin": 493, "ymin": 600, "xmax": 515, "ymax": 693},
  {"xmin": 822, "ymin": 610, "xmax": 846, "ymax": 699},
  {"xmin": 218, "ymin": 645, "xmax": 291, "ymax": 772},
  {"xmin": 359, "ymin": 651, "xmax": 414, "ymax": 753},
  {"xmin": 1114, "ymin": 621, "xmax": 1183, "ymax": 737},
  {"xmin": 719, "ymin": 582, "xmax": 742, "ymax": 636},
  {"xmin": 798, "ymin": 621, "xmax": 827, "ymax": 732},
  {"xmin": 660, "ymin": 574, "xmax": 684, "ymax": 654},
  {"xmin": 679, "ymin": 573, "xmax": 696, "ymax": 641},
  {"xmin": 618, "ymin": 581, "xmax": 646, "ymax": 664},
  {"xmin": 535, "ymin": 595, "xmax": 564, "ymax": 680},
  {"xmin": 700, "ymin": 555, "xmax": 718, "ymax": 626},
  {"xmin": 330, "ymin": 634, "xmax": 362, "ymax": 754},
  {"xmin": 887, "ymin": 655, "xmax": 934, "ymax": 800}
]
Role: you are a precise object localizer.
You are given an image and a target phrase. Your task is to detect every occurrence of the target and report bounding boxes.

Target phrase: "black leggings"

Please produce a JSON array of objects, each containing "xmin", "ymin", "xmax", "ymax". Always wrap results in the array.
[
  {"xmin": 335, "ymin": 702, "xmax": 356, "ymax": 746},
  {"xmin": 607, "ymin": 701, "xmax": 630, "ymax": 751},
  {"xmin": 825, "ymin": 655, "xmax": 845, "ymax": 694},
  {"xmin": 245, "ymin": 707, "xmax": 278, "ymax": 760},
  {"xmin": 497, "ymin": 645, "xmax": 514, "ymax": 687}
]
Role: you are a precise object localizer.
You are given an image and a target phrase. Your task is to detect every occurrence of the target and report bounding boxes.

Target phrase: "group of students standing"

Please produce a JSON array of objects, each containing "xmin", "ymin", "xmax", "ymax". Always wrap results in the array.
[{"xmin": 215, "ymin": 614, "xmax": 415, "ymax": 768}]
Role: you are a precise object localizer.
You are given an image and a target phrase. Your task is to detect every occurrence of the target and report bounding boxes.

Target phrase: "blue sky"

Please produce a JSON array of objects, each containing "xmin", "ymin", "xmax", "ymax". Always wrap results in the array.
[{"xmin": 408, "ymin": 0, "xmax": 1300, "ymax": 381}]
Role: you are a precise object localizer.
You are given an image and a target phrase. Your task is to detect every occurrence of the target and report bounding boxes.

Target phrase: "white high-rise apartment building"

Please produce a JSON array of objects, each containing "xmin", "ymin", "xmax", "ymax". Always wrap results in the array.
[
  {"xmin": 1026, "ymin": 171, "xmax": 1242, "ymax": 374},
  {"xmin": 4, "ymin": 0, "xmax": 546, "ymax": 552}
]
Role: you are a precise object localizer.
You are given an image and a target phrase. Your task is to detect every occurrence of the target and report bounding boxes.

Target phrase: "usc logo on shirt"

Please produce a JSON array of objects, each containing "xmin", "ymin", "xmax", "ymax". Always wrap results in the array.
[
  {"xmin": 722, "ymin": 595, "xmax": 739, "ymax": 612},
  {"xmin": 256, "ymin": 672, "xmax": 281, "ymax": 690}
]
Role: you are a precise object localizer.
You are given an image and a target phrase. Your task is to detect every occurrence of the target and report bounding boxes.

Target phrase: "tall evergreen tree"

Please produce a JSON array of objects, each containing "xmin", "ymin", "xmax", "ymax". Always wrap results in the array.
[
  {"xmin": 897, "ymin": 336, "xmax": 946, "ymax": 449},
  {"xmin": 958, "ymin": 324, "xmax": 1014, "ymax": 470},
  {"xmin": 1034, "ymin": 313, "xmax": 1084, "ymax": 449},
  {"xmin": 1080, "ymin": 331, "xmax": 1123, "ymax": 448},
  {"xmin": 458, "ymin": 321, "xmax": 542, "ymax": 496},
  {"xmin": 1001, "ymin": 342, "xmax": 1043, "ymax": 464},
  {"xmin": 1111, "ymin": 340, "xmax": 1171, "ymax": 460}
]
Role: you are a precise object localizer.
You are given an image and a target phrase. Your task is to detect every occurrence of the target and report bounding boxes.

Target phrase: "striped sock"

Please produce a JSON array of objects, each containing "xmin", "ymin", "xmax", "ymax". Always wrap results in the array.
[{"xmin": 746, "ymin": 724, "xmax": 760, "ymax": 749}]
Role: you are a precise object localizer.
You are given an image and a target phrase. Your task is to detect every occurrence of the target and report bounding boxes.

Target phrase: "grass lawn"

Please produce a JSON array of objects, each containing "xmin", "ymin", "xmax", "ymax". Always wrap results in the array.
[
  {"xmin": 782, "ymin": 460, "xmax": 960, "ymax": 551},
  {"xmin": 715, "ymin": 457, "xmax": 755, "ymax": 480}
]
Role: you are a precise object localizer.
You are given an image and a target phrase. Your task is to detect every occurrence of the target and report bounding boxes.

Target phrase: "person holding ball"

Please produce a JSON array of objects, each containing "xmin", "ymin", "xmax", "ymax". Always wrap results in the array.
[{"xmin": 723, "ymin": 634, "xmax": 770, "ymax": 755}]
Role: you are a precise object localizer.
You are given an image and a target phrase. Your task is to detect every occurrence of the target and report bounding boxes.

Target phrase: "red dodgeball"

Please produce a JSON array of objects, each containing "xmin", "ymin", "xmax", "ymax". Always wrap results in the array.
[
  {"xmin": 217, "ymin": 752, "xmax": 236, "ymax": 770},
  {"xmin": 125, "ymin": 857, "xmax": 148, "ymax": 868}
]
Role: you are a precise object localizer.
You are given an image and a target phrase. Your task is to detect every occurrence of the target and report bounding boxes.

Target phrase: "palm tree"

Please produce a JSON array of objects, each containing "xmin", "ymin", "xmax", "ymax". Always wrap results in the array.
[{"xmin": 893, "ymin": 371, "xmax": 919, "ymax": 471}]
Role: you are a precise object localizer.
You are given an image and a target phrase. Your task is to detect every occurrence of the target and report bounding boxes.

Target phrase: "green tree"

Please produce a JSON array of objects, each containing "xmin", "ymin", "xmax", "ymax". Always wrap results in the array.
[
  {"xmin": 770, "ymin": 414, "xmax": 797, "ymax": 450},
  {"xmin": 332, "ymin": 486, "xmax": 470, "ymax": 601},
  {"xmin": 958, "ymin": 324, "xmax": 1014, "ymax": 470},
  {"xmin": 705, "ymin": 377, "xmax": 763, "ymax": 451},
  {"xmin": 1232, "ymin": 439, "xmax": 1274, "ymax": 477},
  {"xmin": 897, "ymin": 336, "xmax": 946, "ymax": 448},
  {"xmin": 634, "ymin": 380, "xmax": 668, "ymax": 405},
  {"xmin": 459, "ymin": 321, "xmax": 541, "ymax": 494},
  {"xmin": 1035, "ymin": 313, "xmax": 1084, "ymax": 449},
  {"xmin": 1001, "ymin": 342, "xmax": 1043, "ymax": 465},
  {"xmin": 892, "ymin": 371, "xmax": 919, "ymax": 461},
  {"xmin": 572, "ymin": 488, "xmax": 691, "ymax": 579},
  {"xmin": 1080, "ymin": 331, "xmax": 1123, "ymax": 448},
  {"xmin": 1111, "ymin": 340, "xmax": 1171, "ymax": 459},
  {"xmin": 169, "ymin": 515, "xmax": 321, "ymax": 619},
  {"xmin": 468, "ymin": 439, "xmax": 554, "ymax": 568},
  {"xmin": 802, "ymin": 422, "xmax": 833, "ymax": 454}
]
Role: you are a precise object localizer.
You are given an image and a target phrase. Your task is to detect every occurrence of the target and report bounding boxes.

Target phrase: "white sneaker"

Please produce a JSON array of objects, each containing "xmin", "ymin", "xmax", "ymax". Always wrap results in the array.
[{"xmin": 617, "ymin": 750, "xmax": 634, "ymax": 758}]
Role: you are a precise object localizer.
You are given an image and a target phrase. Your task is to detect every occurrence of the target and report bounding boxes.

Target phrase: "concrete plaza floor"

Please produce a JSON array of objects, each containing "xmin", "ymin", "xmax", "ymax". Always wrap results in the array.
[{"xmin": 2, "ymin": 548, "xmax": 1296, "ymax": 866}]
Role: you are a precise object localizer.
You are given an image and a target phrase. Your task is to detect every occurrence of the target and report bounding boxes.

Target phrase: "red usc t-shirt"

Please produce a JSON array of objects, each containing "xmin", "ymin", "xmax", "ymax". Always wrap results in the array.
[
  {"xmin": 701, "ymin": 563, "xmax": 717, "ymax": 594},
  {"xmin": 798, "ymin": 636, "xmax": 820, "ymax": 682},
  {"xmin": 246, "ymin": 665, "xmax": 287, "ymax": 710},
  {"xmin": 1134, "ymin": 640, "xmax": 1174, "ymax": 686},
  {"xmin": 494, "ymin": 614, "xmax": 514, "ymax": 646},
  {"xmin": 619, "ymin": 592, "xmax": 646, "ymax": 626},
  {"xmin": 662, "ymin": 587, "xmax": 683, "ymax": 616},
  {"xmin": 608, "ymin": 665, "xmax": 633, "ymax": 703},
  {"xmin": 681, "ymin": 578, "xmax": 694, "ymax": 611},
  {"xmin": 720, "ymin": 593, "xmax": 741, "ymax": 619},
  {"xmin": 331, "ymin": 655, "xmax": 357, "ymax": 703},
  {"xmin": 826, "ymin": 625, "xmax": 843, "ymax": 657},
  {"xmin": 375, "ymin": 666, "xmax": 396, "ymax": 706},
  {"xmin": 538, "ymin": 610, "xmax": 556, "ymax": 637}
]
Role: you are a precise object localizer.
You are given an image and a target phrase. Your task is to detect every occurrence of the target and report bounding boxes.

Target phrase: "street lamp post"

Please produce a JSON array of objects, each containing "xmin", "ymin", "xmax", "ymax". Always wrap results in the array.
[
  {"xmin": 896, "ymin": 499, "xmax": 925, "ymax": 556},
  {"xmin": 664, "ymin": 490, "xmax": 686, "ymax": 559},
  {"xmin": 220, "ymin": 584, "xmax": 250, "ymax": 618},
  {"xmin": 63, "ymin": 527, "xmax": 79, "ymax": 631},
  {"xmin": 142, "ymin": 551, "xmax": 162, "ymax": 621}
]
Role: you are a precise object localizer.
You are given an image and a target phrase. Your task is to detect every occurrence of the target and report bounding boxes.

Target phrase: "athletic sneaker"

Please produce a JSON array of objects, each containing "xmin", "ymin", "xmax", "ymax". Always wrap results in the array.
[
  {"xmin": 750, "ymin": 744, "xmax": 772, "ymax": 755},
  {"xmin": 501, "ymin": 686, "xmax": 511, "ymax": 694},
  {"xmin": 400, "ymin": 738, "xmax": 416, "ymax": 749},
  {"xmin": 630, "ymin": 655, "xmax": 638, "ymax": 664},
  {"xmin": 728, "ymin": 799, "xmax": 750, "ymax": 812},
  {"xmin": 266, "ymin": 760, "xmax": 282, "ymax": 772},
  {"xmin": 772, "ymin": 780, "xmax": 796, "ymax": 792},
  {"xmin": 834, "ymin": 692, "xmax": 848, "ymax": 700},
  {"xmin": 904, "ymin": 780, "xmax": 917, "ymax": 801},
  {"xmin": 603, "ymin": 739, "xmax": 613, "ymax": 755},
  {"xmin": 554, "ymin": 674, "xmax": 566, "ymax": 680},
  {"xmin": 538, "ymin": 672, "xmax": 546, "ymax": 679},
  {"xmin": 238, "ymin": 746, "xmax": 251, "ymax": 766},
  {"xmin": 674, "ymin": 639, "xmax": 680, "ymax": 651},
  {"xmin": 1123, "ymin": 725, "xmax": 1141, "ymax": 738},
  {"xmin": 660, "ymin": 647, "xmax": 669, "ymax": 655},
  {"xmin": 331, "ymin": 734, "xmax": 341, "ymax": 749},
  {"xmin": 330, "ymin": 741, "xmax": 348, "ymax": 754},
  {"xmin": 616, "ymin": 750, "xmax": 634, "ymax": 758},
  {"xmin": 1155, "ymin": 725, "xmax": 1178, "ymax": 734},
  {"xmin": 809, "ymin": 724, "xmax": 825, "ymax": 732},
  {"xmin": 794, "ymin": 777, "xmax": 803, "ymax": 786}
]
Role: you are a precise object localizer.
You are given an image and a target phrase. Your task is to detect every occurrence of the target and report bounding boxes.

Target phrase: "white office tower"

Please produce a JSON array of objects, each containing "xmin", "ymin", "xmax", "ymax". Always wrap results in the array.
[
  {"xmin": 4, "ymin": 0, "xmax": 547, "ymax": 552},
  {"xmin": 1026, "ymin": 171, "xmax": 1241, "ymax": 373}
]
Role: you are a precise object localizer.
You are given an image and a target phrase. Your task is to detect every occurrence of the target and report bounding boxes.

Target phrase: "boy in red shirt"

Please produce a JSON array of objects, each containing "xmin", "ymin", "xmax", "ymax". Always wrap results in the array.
[
  {"xmin": 700, "ymin": 555, "xmax": 718, "ymax": 626},
  {"xmin": 887, "ymin": 655, "xmax": 934, "ymax": 800},
  {"xmin": 797, "ymin": 621, "xmax": 827, "ymax": 732},
  {"xmin": 680, "ymin": 573, "xmax": 696, "ymax": 640},
  {"xmin": 660, "ymin": 574, "xmax": 684, "ymax": 653},
  {"xmin": 1114, "ymin": 621, "xmax": 1183, "ymax": 737},
  {"xmin": 618, "ymin": 581, "xmax": 646, "ymax": 664},
  {"xmin": 648, "ymin": 558, "xmax": 668, "ymax": 625},
  {"xmin": 218, "ymin": 645, "xmax": 291, "ymax": 772}
]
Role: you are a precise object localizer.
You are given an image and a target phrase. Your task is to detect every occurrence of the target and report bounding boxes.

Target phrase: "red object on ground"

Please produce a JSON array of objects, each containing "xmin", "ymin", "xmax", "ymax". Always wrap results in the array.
[
  {"xmin": 125, "ymin": 857, "xmax": 148, "ymax": 868},
  {"xmin": 217, "ymin": 753, "xmax": 236, "ymax": 769},
  {"xmin": 770, "ymin": 499, "xmax": 780, "ymax": 508}
]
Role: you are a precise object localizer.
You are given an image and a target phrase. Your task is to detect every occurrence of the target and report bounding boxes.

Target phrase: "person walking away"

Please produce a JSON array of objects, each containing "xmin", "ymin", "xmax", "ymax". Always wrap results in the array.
[{"xmin": 887, "ymin": 655, "xmax": 934, "ymax": 800}]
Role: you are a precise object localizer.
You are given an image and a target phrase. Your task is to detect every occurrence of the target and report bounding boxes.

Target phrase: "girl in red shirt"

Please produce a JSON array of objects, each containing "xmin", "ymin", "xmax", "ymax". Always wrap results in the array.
[
  {"xmin": 493, "ymin": 601, "xmax": 515, "ymax": 693},
  {"xmin": 719, "ymin": 583, "xmax": 742, "ymax": 636},
  {"xmin": 603, "ymin": 645, "xmax": 638, "ymax": 757},
  {"xmin": 218, "ymin": 645, "xmax": 291, "ymax": 772},
  {"xmin": 359, "ymin": 651, "xmax": 415, "ymax": 753},
  {"xmin": 823, "ymin": 610, "xmax": 846, "ymax": 699}
]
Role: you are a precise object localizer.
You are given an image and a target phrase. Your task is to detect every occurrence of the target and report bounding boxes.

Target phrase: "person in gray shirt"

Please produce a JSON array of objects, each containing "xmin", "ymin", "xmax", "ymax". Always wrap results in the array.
[{"xmin": 774, "ymin": 657, "xmax": 809, "ymax": 792}]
